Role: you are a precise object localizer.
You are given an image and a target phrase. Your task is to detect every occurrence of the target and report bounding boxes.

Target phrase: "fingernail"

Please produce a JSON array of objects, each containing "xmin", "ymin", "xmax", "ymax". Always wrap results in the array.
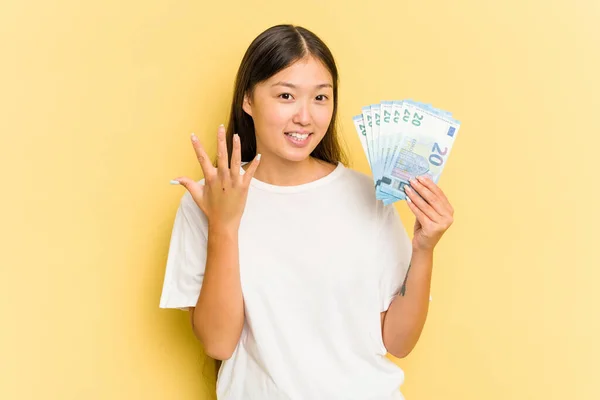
[
  {"xmin": 191, "ymin": 133, "xmax": 198, "ymax": 142},
  {"xmin": 406, "ymin": 196, "xmax": 412, "ymax": 203},
  {"xmin": 417, "ymin": 175, "xmax": 425, "ymax": 182},
  {"xmin": 234, "ymin": 133, "xmax": 239, "ymax": 141},
  {"xmin": 256, "ymin": 153, "xmax": 262, "ymax": 160},
  {"xmin": 219, "ymin": 124, "xmax": 224, "ymax": 128},
  {"xmin": 404, "ymin": 185, "xmax": 412, "ymax": 193},
  {"xmin": 410, "ymin": 178, "xmax": 417, "ymax": 185},
  {"xmin": 170, "ymin": 180, "xmax": 180, "ymax": 185}
]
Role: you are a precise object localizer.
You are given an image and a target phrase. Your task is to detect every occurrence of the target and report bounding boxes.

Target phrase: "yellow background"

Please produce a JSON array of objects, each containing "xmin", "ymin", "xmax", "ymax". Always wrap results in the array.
[{"xmin": 1, "ymin": 0, "xmax": 598, "ymax": 399}]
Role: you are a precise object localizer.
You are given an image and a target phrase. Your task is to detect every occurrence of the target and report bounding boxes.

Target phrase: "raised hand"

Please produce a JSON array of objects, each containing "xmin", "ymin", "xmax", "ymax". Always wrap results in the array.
[{"xmin": 171, "ymin": 124, "xmax": 261, "ymax": 231}]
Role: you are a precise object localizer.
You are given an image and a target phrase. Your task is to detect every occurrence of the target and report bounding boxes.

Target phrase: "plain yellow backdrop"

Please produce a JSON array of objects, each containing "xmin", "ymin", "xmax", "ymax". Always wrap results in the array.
[{"xmin": 1, "ymin": 0, "xmax": 599, "ymax": 399}]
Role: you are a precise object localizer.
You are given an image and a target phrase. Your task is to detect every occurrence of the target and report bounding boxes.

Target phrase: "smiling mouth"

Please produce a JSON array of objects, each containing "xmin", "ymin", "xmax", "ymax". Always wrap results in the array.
[
  {"xmin": 284, "ymin": 131, "xmax": 313, "ymax": 147},
  {"xmin": 284, "ymin": 132, "xmax": 312, "ymax": 141}
]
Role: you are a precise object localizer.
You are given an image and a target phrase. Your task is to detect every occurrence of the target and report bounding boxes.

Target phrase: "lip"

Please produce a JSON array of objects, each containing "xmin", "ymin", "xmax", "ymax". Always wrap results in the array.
[{"xmin": 284, "ymin": 132, "xmax": 313, "ymax": 148}]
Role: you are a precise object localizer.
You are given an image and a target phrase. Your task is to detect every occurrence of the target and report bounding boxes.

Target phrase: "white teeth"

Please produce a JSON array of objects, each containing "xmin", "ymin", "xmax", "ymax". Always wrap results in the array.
[{"xmin": 287, "ymin": 132, "xmax": 309, "ymax": 140}]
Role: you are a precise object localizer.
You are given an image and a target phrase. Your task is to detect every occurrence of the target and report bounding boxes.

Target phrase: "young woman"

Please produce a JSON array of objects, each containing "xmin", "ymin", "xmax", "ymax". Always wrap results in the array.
[{"xmin": 160, "ymin": 24, "xmax": 454, "ymax": 400}]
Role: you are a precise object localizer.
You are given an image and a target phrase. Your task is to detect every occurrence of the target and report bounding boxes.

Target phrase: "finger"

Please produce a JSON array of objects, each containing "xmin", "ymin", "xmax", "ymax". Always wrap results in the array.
[
  {"xmin": 216, "ymin": 125, "xmax": 229, "ymax": 181},
  {"xmin": 230, "ymin": 133, "xmax": 241, "ymax": 181},
  {"xmin": 417, "ymin": 175, "xmax": 454, "ymax": 215},
  {"xmin": 242, "ymin": 153, "xmax": 262, "ymax": 186},
  {"xmin": 416, "ymin": 175, "xmax": 447, "ymax": 200},
  {"xmin": 404, "ymin": 185, "xmax": 441, "ymax": 223},
  {"xmin": 405, "ymin": 192, "xmax": 431, "ymax": 225},
  {"xmin": 417, "ymin": 175, "xmax": 451, "ymax": 207},
  {"xmin": 408, "ymin": 177, "xmax": 447, "ymax": 217},
  {"xmin": 171, "ymin": 176, "xmax": 204, "ymax": 203},
  {"xmin": 190, "ymin": 133, "xmax": 216, "ymax": 179}
]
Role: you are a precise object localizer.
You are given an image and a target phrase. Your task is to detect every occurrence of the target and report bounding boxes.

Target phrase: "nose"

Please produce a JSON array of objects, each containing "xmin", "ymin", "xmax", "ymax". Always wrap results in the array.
[{"xmin": 292, "ymin": 101, "xmax": 311, "ymax": 126}]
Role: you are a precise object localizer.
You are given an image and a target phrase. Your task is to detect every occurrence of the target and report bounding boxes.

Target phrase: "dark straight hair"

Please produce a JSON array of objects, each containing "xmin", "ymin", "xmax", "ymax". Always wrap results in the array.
[{"xmin": 220, "ymin": 24, "xmax": 347, "ymax": 166}]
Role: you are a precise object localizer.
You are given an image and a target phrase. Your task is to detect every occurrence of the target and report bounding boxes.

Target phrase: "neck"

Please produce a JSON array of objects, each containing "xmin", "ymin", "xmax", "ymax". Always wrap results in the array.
[{"xmin": 251, "ymin": 155, "xmax": 335, "ymax": 186}]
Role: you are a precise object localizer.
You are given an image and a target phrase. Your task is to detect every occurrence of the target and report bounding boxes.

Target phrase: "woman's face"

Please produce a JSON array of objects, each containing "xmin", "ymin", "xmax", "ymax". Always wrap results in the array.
[{"xmin": 243, "ymin": 56, "xmax": 334, "ymax": 163}]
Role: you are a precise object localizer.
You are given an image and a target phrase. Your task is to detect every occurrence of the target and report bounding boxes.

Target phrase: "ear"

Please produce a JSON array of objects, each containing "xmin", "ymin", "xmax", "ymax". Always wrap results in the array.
[{"xmin": 242, "ymin": 93, "xmax": 253, "ymax": 117}]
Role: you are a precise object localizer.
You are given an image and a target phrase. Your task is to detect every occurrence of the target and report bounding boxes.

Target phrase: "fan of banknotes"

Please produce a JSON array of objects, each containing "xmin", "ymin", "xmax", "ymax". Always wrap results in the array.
[{"xmin": 353, "ymin": 99, "xmax": 461, "ymax": 205}]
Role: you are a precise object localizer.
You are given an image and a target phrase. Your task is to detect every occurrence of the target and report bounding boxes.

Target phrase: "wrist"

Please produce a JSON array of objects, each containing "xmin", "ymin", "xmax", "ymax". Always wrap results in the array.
[
  {"xmin": 412, "ymin": 235, "xmax": 440, "ymax": 254},
  {"xmin": 208, "ymin": 222, "xmax": 239, "ymax": 238},
  {"xmin": 411, "ymin": 245, "xmax": 434, "ymax": 260}
]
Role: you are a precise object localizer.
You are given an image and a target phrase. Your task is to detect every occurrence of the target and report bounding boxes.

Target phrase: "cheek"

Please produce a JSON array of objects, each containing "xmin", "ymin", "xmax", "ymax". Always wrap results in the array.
[
  {"xmin": 256, "ymin": 102, "xmax": 291, "ymax": 129},
  {"xmin": 314, "ymin": 105, "xmax": 334, "ymax": 130}
]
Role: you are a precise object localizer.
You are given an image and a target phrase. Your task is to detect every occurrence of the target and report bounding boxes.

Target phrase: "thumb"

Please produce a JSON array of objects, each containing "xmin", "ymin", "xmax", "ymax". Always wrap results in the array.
[{"xmin": 171, "ymin": 176, "xmax": 204, "ymax": 203}]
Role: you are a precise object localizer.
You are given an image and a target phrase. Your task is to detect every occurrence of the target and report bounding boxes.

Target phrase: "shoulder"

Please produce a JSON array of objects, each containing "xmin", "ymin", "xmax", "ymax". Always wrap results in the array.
[
  {"xmin": 337, "ymin": 165, "xmax": 379, "ymax": 202},
  {"xmin": 339, "ymin": 165, "xmax": 401, "ymax": 220},
  {"xmin": 340, "ymin": 166, "xmax": 377, "ymax": 189}
]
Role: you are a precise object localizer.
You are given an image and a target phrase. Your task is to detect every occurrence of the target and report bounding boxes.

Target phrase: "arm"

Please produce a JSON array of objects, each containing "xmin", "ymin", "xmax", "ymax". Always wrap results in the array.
[
  {"xmin": 381, "ymin": 249, "xmax": 433, "ymax": 358},
  {"xmin": 174, "ymin": 125, "xmax": 260, "ymax": 361},
  {"xmin": 381, "ymin": 175, "xmax": 454, "ymax": 358},
  {"xmin": 189, "ymin": 226, "xmax": 244, "ymax": 360}
]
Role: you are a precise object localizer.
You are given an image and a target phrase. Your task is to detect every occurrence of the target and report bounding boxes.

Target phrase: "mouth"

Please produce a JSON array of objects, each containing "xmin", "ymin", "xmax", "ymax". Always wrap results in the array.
[{"xmin": 284, "ymin": 131, "xmax": 313, "ymax": 147}]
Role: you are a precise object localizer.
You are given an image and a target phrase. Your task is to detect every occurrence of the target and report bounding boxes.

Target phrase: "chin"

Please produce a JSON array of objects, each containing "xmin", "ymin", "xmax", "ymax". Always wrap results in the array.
[{"xmin": 279, "ymin": 149, "xmax": 315, "ymax": 163}]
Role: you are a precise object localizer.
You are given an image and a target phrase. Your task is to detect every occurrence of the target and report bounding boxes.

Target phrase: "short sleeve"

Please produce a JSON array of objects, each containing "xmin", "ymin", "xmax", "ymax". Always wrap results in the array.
[
  {"xmin": 377, "ymin": 203, "xmax": 413, "ymax": 312},
  {"xmin": 159, "ymin": 190, "xmax": 209, "ymax": 310}
]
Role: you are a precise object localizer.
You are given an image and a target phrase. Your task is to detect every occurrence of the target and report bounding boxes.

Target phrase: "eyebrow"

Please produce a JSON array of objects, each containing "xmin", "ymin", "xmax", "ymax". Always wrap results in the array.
[{"xmin": 271, "ymin": 81, "xmax": 333, "ymax": 89}]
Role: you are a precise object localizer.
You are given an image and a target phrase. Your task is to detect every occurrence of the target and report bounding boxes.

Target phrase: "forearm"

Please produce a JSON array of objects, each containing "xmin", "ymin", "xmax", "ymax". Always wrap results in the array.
[
  {"xmin": 193, "ymin": 226, "xmax": 244, "ymax": 359},
  {"xmin": 382, "ymin": 248, "xmax": 434, "ymax": 358}
]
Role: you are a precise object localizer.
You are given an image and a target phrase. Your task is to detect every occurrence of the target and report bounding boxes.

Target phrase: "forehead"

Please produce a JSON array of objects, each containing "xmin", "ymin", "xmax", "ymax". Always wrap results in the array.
[{"xmin": 264, "ymin": 56, "xmax": 333, "ymax": 88}]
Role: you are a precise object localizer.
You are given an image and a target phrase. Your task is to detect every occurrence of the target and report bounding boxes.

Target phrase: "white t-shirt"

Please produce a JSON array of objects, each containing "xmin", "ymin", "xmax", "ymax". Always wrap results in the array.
[{"xmin": 159, "ymin": 162, "xmax": 413, "ymax": 400}]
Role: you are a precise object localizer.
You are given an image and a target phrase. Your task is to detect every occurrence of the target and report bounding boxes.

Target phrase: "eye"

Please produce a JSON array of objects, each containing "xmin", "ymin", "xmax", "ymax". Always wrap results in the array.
[
  {"xmin": 279, "ymin": 93, "xmax": 293, "ymax": 100},
  {"xmin": 316, "ymin": 94, "xmax": 329, "ymax": 101}
]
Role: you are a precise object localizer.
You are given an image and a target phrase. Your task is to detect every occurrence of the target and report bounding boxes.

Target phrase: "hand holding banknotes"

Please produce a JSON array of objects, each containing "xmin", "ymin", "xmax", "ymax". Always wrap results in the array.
[
  {"xmin": 353, "ymin": 99, "xmax": 460, "ymax": 250},
  {"xmin": 171, "ymin": 124, "xmax": 261, "ymax": 231},
  {"xmin": 404, "ymin": 175, "xmax": 454, "ymax": 252}
]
